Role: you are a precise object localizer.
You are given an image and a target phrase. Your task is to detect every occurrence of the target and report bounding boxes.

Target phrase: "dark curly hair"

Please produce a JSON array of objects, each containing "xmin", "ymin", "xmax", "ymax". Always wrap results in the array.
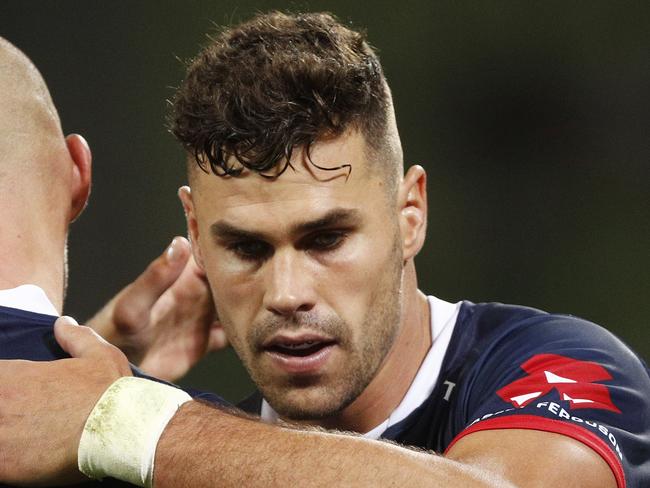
[{"xmin": 169, "ymin": 11, "xmax": 392, "ymax": 178}]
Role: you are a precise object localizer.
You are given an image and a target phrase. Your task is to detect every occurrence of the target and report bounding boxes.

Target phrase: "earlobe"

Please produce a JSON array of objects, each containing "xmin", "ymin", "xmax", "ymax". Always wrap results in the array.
[
  {"xmin": 65, "ymin": 134, "xmax": 92, "ymax": 222},
  {"xmin": 398, "ymin": 165, "xmax": 427, "ymax": 261},
  {"xmin": 178, "ymin": 186, "xmax": 205, "ymax": 270}
]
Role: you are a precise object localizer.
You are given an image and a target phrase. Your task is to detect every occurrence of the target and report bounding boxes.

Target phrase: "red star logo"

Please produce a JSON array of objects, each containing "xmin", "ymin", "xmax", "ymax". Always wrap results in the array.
[{"xmin": 497, "ymin": 354, "xmax": 621, "ymax": 413}]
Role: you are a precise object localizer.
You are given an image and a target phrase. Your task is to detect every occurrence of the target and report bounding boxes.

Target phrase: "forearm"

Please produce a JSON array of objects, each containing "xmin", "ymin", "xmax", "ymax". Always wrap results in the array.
[{"xmin": 154, "ymin": 402, "xmax": 510, "ymax": 488}]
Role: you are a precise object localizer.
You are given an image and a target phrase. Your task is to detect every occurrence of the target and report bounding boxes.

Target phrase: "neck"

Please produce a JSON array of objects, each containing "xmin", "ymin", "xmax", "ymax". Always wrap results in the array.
[
  {"xmin": 0, "ymin": 197, "xmax": 66, "ymax": 314},
  {"xmin": 314, "ymin": 261, "xmax": 431, "ymax": 433}
]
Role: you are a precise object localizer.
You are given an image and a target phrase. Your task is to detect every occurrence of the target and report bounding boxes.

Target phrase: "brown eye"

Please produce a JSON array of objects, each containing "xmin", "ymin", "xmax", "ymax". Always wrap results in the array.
[
  {"xmin": 230, "ymin": 240, "xmax": 272, "ymax": 261},
  {"xmin": 309, "ymin": 232, "xmax": 346, "ymax": 251}
]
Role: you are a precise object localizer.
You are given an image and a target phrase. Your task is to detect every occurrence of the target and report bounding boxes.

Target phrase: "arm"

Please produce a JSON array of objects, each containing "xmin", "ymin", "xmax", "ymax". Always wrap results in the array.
[
  {"xmin": 0, "ymin": 320, "xmax": 617, "ymax": 487},
  {"xmin": 446, "ymin": 429, "xmax": 616, "ymax": 488},
  {"xmin": 154, "ymin": 401, "xmax": 504, "ymax": 488},
  {"xmin": 154, "ymin": 400, "xmax": 616, "ymax": 488}
]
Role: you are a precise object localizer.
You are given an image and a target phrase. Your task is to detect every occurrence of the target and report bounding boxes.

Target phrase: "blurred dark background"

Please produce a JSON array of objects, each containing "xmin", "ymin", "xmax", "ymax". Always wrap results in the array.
[{"xmin": 2, "ymin": 1, "xmax": 648, "ymax": 402}]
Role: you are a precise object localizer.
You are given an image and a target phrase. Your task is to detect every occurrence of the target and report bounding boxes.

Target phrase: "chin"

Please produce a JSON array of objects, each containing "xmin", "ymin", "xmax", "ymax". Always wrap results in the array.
[{"xmin": 264, "ymin": 379, "xmax": 363, "ymax": 421}]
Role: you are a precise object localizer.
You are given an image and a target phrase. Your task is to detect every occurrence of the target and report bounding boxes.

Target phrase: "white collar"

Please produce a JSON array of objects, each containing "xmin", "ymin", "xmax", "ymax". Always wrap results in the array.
[
  {"xmin": 260, "ymin": 295, "xmax": 461, "ymax": 437},
  {"xmin": 0, "ymin": 284, "xmax": 59, "ymax": 316}
]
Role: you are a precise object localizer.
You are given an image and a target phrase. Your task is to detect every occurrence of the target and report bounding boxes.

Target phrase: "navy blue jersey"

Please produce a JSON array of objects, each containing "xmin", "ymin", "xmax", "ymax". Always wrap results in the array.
[
  {"xmin": 0, "ymin": 304, "xmax": 227, "ymax": 488},
  {"xmin": 239, "ymin": 301, "xmax": 650, "ymax": 488}
]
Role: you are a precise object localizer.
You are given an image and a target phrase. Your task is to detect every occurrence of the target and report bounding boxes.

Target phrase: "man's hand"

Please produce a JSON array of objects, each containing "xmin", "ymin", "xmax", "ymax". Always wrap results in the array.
[
  {"xmin": 88, "ymin": 236, "xmax": 227, "ymax": 381},
  {"xmin": 0, "ymin": 317, "xmax": 132, "ymax": 486}
]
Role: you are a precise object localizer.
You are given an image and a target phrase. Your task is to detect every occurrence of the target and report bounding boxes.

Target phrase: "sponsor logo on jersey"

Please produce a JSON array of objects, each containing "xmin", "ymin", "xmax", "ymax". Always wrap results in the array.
[{"xmin": 497, "ymin": 354, "xmax": 621, "ymax": 413}]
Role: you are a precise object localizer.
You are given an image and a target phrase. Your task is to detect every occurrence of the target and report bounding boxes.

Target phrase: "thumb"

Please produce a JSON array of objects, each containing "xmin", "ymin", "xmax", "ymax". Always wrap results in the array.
[{"xmin": 54, "ymin": 316, "xmax": 113, "ymax": 359}]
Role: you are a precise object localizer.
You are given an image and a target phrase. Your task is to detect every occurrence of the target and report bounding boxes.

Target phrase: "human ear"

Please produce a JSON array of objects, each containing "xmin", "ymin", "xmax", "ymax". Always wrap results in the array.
[
  {"xmin": 397, "ymin": 165, "xmax": 427, "ymax": 261},
  {"xmin": 178, "ymin": 185, "xmax": 205, "ymax": 270},
  {"xmin": 65, "ymin": 134, "xmax": 92, "ymax": 222}
]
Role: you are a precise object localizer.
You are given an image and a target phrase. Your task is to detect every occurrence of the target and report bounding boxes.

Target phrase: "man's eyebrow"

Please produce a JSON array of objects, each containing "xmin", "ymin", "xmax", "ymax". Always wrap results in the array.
[
  {"xmin": 210, "ymin": 208, "xmax": 362, "ymax": 242},
  {"xmin": 210, "ymin": 222, "xmax": 264, "ymax": 242},
  {"xmin": 290, "ymin": 208, "xmax": 362, "ymax": 235}
]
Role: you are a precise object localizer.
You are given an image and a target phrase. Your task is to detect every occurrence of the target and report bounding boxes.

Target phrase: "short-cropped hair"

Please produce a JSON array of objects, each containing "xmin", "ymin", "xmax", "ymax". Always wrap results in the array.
[{"xmin": 169, "ymin": 11, "xmax": 390, "ymax": 178}]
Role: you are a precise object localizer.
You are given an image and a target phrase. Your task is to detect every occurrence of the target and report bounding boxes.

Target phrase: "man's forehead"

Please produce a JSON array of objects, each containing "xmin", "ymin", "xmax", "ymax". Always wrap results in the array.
[
  {"xmin": 189, "ymin": 129, "xmax": 380, "ymax": 206},
  {"xmin": 195, "ymin": 166, "xmax": 357, "ymax": 202},
  {"xmin": 194, "ymin": 174, "xmax": 374, "ymax": 243},
  {"xmin": 192, "ymin": 169, "xmax": 378, "ymax": 240}
]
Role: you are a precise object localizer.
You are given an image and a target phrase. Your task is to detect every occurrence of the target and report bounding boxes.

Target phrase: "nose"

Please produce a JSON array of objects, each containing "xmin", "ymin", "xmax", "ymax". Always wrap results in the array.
[{"xmin": 263, "ymin": 249, "xmax": 316, "ymax": 316}]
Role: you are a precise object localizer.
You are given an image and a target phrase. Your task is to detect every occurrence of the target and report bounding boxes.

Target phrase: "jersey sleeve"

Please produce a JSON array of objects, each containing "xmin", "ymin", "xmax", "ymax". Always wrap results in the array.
[
  {"xmin": 445, "ymin": 313, "xmax": 650, "ymax": 488},
  {"xmin": 131, "ymin": 367, "xmax": 231, "ymax": 408}
]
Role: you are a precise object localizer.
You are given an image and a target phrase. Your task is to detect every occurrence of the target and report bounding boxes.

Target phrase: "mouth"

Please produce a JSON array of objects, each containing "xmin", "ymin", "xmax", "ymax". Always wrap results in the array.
[
  {"xmin": 262, "ymin": 334, "xmax": 338, "ymax": 375},
  {"xmin": 267, "ymin": 339, "xmax": 335, "ymax": 356}
]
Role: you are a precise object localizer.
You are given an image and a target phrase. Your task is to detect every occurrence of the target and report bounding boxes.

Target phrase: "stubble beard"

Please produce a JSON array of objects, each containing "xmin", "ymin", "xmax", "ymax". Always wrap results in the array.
[{"xmin": 246, "ymin": 236, "xmax": 404, "ymax": 421}]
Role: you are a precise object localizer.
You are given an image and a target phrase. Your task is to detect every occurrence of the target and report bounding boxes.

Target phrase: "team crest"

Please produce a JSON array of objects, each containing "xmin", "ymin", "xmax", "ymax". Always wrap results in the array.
[{"xmin": 497, "ymin": 354, "xmax": 621, "ymax": 413}]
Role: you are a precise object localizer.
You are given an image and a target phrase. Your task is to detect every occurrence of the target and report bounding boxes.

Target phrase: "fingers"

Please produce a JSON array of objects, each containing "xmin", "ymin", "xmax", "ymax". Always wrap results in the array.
[
  {"xmin": 113, "ymin": 236, "xmax": 191, "ymax": 331},
  {"xmin": 172, "ymin": 253, "xmax": 210, "ymax": 301},
  {"xmin": 54, "ymin": 316, "xmax": 111, "ymax": 358}
]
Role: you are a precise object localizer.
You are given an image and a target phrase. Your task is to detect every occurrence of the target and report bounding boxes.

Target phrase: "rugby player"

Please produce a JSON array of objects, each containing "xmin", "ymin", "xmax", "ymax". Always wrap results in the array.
[
  {"xmin": 0, "ymin": 36, "xmax": 225, "ymax": 487},
  {"xmin": 0, "ymin": 12, "xmax": 648, "ymax": 488}
]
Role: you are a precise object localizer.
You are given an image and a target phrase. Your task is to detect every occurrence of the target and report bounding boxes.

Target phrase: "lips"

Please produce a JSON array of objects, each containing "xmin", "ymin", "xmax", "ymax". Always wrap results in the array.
[
  {"xmin": 261, "ymin": 333, "xmax": 338, "ymax": 375},
  {"xmin": 267, "ymin": 339, "xmax": 335, "ymax": 357}
]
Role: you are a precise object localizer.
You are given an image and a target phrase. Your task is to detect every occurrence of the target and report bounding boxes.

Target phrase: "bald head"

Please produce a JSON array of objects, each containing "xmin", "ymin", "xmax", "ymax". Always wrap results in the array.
[
  {"xmin": 0, "ymin": 37, "xmax": 65, "ymax": 173},
  {"xmin": 0, "ymin": 38, "xmax": 92, "ymax": 311}
]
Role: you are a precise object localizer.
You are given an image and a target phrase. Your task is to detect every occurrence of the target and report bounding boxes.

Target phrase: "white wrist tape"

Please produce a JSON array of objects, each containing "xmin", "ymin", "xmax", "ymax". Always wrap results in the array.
[{"xmin": 78, "ymin": 376, "xmax": 192, "ymax": 487}]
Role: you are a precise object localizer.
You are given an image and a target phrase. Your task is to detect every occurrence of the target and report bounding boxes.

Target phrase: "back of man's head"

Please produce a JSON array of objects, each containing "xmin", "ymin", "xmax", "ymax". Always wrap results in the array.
[
  {"xmin": 170, "ymin": 11, "xmax": 402, "ymax": 184},
  {"xmin": 0, "ymin": 38, "xmax": 91, "ymax": 307},
  {"xmin": 0, "ymin": 37, "xmax": 65, "ymax": 177}
]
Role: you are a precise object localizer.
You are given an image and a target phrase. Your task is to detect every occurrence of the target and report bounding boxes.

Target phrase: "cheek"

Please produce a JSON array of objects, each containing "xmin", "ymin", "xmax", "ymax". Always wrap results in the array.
[
  {"xmin": 322, "ymin": 232, "xmax": 399, "ymax": 336},
  {"xmin": 201, "ymin": 251, "xmax": 263, "ymax": 344}
]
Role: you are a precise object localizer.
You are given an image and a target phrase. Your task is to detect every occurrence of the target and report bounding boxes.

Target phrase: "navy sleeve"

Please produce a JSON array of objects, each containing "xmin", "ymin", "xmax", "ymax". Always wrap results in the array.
[
  {"xmin": 0, "ymin": 306, "xmax": 231, "ymax": 409},
  {"xmin": 447, "ymin": 312, "xmax": 650, "ymax": 488},
  {"xmin": 131, "ymin": 366, "xmax": 230, "ymax": 408}
]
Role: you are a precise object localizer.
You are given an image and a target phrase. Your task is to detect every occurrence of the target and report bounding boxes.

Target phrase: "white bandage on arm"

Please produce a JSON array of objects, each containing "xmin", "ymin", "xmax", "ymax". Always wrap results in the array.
[{"xmin": 78, "ymin": 376, "xmax": 192, "ymax": 487}]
